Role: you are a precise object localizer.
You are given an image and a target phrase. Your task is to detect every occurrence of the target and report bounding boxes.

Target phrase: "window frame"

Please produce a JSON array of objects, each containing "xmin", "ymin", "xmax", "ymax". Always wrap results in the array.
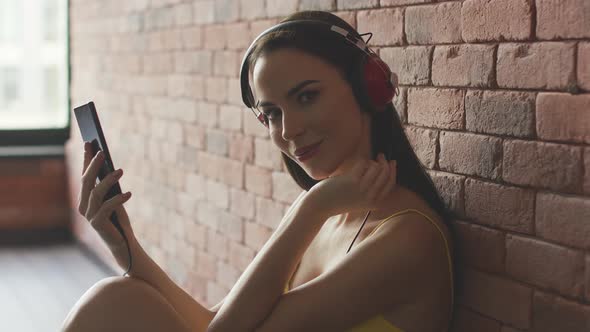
[{"xmin": 0, "ymin": 0, "xmax": 71, "ymax": 157}]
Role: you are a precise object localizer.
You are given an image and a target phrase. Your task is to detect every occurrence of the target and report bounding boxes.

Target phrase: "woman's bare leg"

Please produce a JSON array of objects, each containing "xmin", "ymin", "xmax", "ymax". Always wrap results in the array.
[{"xmin": 61, "ymin": 276, "xmax": 194, "ymax": 332}]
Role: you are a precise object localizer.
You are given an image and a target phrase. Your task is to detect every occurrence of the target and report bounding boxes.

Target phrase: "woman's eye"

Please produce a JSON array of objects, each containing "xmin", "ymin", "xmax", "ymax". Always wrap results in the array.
[
  {"xmin": 263, "ymin": 109, "xmax": 281, "ymax": 120},
  {"xmin": 298, "ymin": 90, "xmax": 318, "ymax": 104},
  {"xmin": 261, "ymin": 90, "xmax": 318, "ymax": 124}
]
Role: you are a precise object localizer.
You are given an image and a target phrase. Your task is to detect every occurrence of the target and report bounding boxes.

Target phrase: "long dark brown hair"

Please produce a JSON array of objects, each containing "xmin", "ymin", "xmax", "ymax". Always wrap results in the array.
[{"xmin": 244, "ymin": 10, "xmax": 463, "ymax": 328}]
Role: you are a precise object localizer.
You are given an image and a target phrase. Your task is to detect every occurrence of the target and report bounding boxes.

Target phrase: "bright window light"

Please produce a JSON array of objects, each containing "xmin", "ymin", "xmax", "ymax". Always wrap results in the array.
[{"xmin": 0, "ymin": 0, "xmax": 69, "ymax": 130}]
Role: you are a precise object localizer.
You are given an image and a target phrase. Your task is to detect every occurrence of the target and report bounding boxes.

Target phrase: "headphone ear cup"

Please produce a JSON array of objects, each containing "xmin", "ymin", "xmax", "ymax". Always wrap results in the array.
[{"xmin": 363, "ymin": 54, "xmax": 396, "ymax": 111}]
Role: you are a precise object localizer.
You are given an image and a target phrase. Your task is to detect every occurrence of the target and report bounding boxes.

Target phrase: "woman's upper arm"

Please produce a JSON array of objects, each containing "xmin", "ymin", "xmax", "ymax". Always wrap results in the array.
[{"xmin": 252, "ymin": 214, "xmax": 443, "ymax": 332}]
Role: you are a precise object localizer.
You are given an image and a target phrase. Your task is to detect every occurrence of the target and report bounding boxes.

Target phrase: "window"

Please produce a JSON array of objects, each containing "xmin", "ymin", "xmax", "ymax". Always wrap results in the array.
[{"xmin": 0, "ymin": 0, "xmax": 70, "ymax": 150}]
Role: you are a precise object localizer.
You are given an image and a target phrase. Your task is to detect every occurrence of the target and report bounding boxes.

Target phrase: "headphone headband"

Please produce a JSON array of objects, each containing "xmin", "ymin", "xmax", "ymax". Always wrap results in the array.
[{"xmin": 239, "ymin": 20, "xmax": 373, "ymax": 108}]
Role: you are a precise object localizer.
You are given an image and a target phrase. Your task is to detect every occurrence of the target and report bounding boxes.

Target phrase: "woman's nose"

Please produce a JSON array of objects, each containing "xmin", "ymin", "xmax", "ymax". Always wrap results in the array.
[{"xmin": 281, "ymin": 111, "xmax": 306, "ymax": 141}]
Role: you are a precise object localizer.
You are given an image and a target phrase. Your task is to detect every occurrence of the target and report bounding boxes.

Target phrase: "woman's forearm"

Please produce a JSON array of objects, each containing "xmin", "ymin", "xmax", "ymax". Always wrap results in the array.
[
  {"xmin": 206, "ymin": 193, "xmax": 328, "ymax": 331},
  {"xmin": 128, "ymin": 238, "xmax": 214, "ymax": 332}
]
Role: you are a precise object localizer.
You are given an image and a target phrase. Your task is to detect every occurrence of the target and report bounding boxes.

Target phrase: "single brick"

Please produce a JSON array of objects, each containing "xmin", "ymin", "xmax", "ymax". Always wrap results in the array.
[
  {"xmin": 461, "ymin": 0, "xmax": 532, "ymax": 42},
  {"xmin": 214, "ymin": 0, "xmax": 239, "ymax": 23},
  {"xmin": 271, "ymin": 171, "xmax": 304, "ymax": 204},
  {"xmin": 219, "ymin": 105, "xmax": 243, "ymax": 132},
  {"xmin": 255, "ymin": 196, "xmax": 285, "ymax": 230},
  {"xmin": 193, "ymin": 0, "xmax": 215, "ymax": 24},
  {"xmin": 497, "ymin": 42, "xmax": 576, "ymax": 90},
  {"xmin": 204, "ymin": 76, "xmax": 227, "ymax": 103},
  {"xmin": 240, "ymin": 0, "xmax": 266, "ymax": 20},
  {"xmin": 254, "ymin": 138, "xmax": 283, "ymax": 171},
  {"xmin": 460, "ymin": 268, "xmax": 532, "ymax": 329},
  {"xmin": 196, "ymin": 251, "xmax": 218, "ymax": 279},
  {"xmin": 532, "ymin": 291, "xmax": 590, "ymax": 332},
  {"xmin": 357, "ymin": 8, "xmax": 404, "ymax": 46},
  {"xmin": 406, "ymin": 2, "xmax": 462, "ymax": 45},
  {"xmin": 204, "ymin": 25, "xmax": 226, "ymax": 50},
  {"xmin": 230, "ymin": 188, "xmax": 256, "ymax": 220},
  {"xmin": 407, "ymin": 88, "xmax": 464, "ymax": 129},
  {"xmin": 300, "ymin": 0, "xmax": 335, "ymax": 11},
  {"xmin": 174, "ymin": 3, "xmax": 192, "ymax": 26},
  {"xmin": 506, "ymin": 234, "xmax": 585, "ymax": 299},
  {"xmin": 380, "ymin": 46, "xmax": 432, "ymax": 85},
  {"xmin": 266, "ymin": 0, "xmax": 298, "ymax": 17},
  {"xmin": 180, "ymin": 26, "xmax": 202, "ymax": 50},
  {"xmin": 578, "ymin": 43, "xmax": 590, "ymax": 91},
  {"xmin": 536, "ymin": 93, "xmax": 590, "ymax": 144},
  {"xmin": 390, "ymin": 86, "xmax": 407, "ymax": 124},
  {"xmin": 245, "ymin": 164, "xmax": 272, "ymax": 197},
  {"xmin": 404, "ymin": 125, "xmax": 438, "ymax": 168},
  {"xmin": 464, "ymin": 178, "xmax": 535, "ymax": 234},
  {"xmin": 213, "ymin": 50, "xmax": 239, "ymax": 77},
  {"xmin": 142, "ymin": 53, "xmax": 173, "ymax": 74},
  {"xmin": 228, "ymin": 132, "xmax": 254, "ymax": 163},
  {"xmin": 216, "ymin": 210, "xmax": 243, "ymax": 244},
  {"xmin": 225, "ymin": 22, "xmax": 251, "ymax": 50},
  {"xmin": 174, "ymin": 51, "xmax": 212, "ymax": 75},
  {"xmin": 206, "ymin": 229, "xmax": 229, "ymax": 260},
  {"xmin": 227, "ymin": 80, "xmax": 244, "ymax": 109},
  {"xmin": 432, "ymin": 44, "xmax": 495, "ymax": 88},
  {"xmin": 338, "ymin": 0, "xmax": 378, "ymax": 10},
  {"xmin": 205, "ymin": 179, "xmax": 230, "ymax": 209},
  {"xmin": 536, "ymin": 192, "xmax": 590, "ymax": 250},
  {"xmin": 536, "ymin": 0, "xmax": 590, "ymax": 40},
  {"xmin": 455, "ymin": 220, "xmax": 505, "ymax": 274},
  {"xmin": 381, "ymin": 0, "xmax": 431, "ymax": 6},
  {"xmin": 503, "ymin": 140, "xmax": 583, "ymax": 193},
  {"xmin": 228, "ymin": 241, "xmax": 256, "ymax": 271},
  {"xmin": 465, "ymin": 90, "xmax": 535, "ymax": 138},
  {"xmin": 439, "ymin": 131, "xmax": 502, "ymax": 180},
  {"xmin": 217, "ymin": 260, "xmax": 241, "ymax": 289},
  {"xmin": 244, "ymin": 220, "xmax": 273, "ymax": 252},
  {"xmin": 427, "ymin": 170, "xmax": 465, "ymax": 219}
]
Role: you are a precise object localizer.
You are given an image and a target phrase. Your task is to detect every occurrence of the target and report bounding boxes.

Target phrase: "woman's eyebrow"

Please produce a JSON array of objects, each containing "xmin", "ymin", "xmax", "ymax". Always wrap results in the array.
[{"xmin": 256, "ymin": 79, "xmax": 320, "ymax": 107}]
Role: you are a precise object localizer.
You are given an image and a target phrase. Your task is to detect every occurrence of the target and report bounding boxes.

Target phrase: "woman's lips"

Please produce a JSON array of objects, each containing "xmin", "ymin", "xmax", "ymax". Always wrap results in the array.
[{"xmin": 295, "ymin": 141, "xmax": 322, "ymax": 162}]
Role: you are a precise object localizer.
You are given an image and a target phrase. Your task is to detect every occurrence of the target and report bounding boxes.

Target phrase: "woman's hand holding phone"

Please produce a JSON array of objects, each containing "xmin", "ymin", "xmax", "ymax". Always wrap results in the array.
[{"xmin": 78, "ymin": 141, "xmax": 136, "ymax": 271}]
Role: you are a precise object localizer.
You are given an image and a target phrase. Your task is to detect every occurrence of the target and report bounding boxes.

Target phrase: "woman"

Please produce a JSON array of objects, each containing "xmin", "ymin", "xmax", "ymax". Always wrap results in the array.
[{"xmin": 62, "ymin": 10, "xmax": 461, "ymax": 332}]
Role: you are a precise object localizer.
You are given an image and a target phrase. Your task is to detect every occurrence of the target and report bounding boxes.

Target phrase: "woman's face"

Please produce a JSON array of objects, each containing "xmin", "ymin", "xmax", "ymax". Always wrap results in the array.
[{"xmin": 250, "ymin": 47, "xmax": 373, "ymax": 180}]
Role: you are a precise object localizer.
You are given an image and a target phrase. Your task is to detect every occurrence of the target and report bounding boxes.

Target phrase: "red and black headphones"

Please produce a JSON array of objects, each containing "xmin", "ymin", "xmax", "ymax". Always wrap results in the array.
[{"xmin": 239, "ymin": 19, "xmax": 400, "ymax": 127}]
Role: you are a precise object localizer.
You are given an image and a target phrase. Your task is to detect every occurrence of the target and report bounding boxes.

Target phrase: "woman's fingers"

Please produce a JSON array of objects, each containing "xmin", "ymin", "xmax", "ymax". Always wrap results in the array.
[
  {"xmin": 85, "ymin": 168, "xmax": 124, "ymax": 220},
  {"xmin": 376, "ymin": 159, "xmax": 396, "ymax": 200},
  {"xmin": 359, "ymin": 159, "xmax": 380, "ymax": 192},
  {"xmin": 90, "ymin": 192, "xmax": 132, "ymax": 246},
  {"xmin": 82, "ymin": 142, "xmax": 92, "ymax": 174},
  {"xmin": 78, "ymin": 150, "xmax": 105, "ymax": 215},
  {"xmin": 369, "ymin": 154, "xmax": 390, "ymax": 202}
]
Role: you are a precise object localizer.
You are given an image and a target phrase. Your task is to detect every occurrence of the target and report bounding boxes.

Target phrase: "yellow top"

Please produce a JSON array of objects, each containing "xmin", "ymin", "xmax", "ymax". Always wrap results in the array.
[{"xmin": 284, "ymin": 208, "xmax": 454, "ymax": 332}]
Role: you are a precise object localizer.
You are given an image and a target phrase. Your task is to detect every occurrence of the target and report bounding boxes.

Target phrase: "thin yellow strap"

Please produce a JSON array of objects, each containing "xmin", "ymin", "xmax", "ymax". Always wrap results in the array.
[{"xmin": 367, "ymin": 209, "xmax": 455, "ymax": 314}]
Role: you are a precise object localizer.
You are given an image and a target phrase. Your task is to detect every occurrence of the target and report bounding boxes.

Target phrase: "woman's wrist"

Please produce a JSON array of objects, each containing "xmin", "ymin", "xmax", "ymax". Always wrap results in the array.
[{"xmin": 301, "ymin": 186, "xmax": 336, "ymax": 220}]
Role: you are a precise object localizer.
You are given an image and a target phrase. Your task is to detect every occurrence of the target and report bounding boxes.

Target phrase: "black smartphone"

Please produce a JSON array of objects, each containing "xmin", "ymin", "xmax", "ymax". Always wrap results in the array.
[{"xmin": 73, "ymin": 101, "xmax": 125, "ymax": 237}]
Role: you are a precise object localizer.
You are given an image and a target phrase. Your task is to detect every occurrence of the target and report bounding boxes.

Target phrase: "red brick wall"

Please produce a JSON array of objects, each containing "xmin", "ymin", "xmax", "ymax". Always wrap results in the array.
[
  {"xmin": 0, "ymin": 158, "xmax": 69, "ymax": 230},
  {"xmin": 67, "ymin": 0, "xmax": 590, "ymax": 330}
]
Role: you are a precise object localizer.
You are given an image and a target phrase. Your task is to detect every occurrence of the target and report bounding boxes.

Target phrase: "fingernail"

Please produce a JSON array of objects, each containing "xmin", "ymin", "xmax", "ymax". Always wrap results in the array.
[{"xmin": 115, "ymin": 169, "xmax": 123, "ymax": 177}]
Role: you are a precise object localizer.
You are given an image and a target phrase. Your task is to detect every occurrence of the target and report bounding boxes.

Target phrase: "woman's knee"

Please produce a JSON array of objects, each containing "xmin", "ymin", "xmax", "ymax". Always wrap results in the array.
[{"xmin": 61, "ymin": 276, "xmax": 191, "ymax": 332}]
